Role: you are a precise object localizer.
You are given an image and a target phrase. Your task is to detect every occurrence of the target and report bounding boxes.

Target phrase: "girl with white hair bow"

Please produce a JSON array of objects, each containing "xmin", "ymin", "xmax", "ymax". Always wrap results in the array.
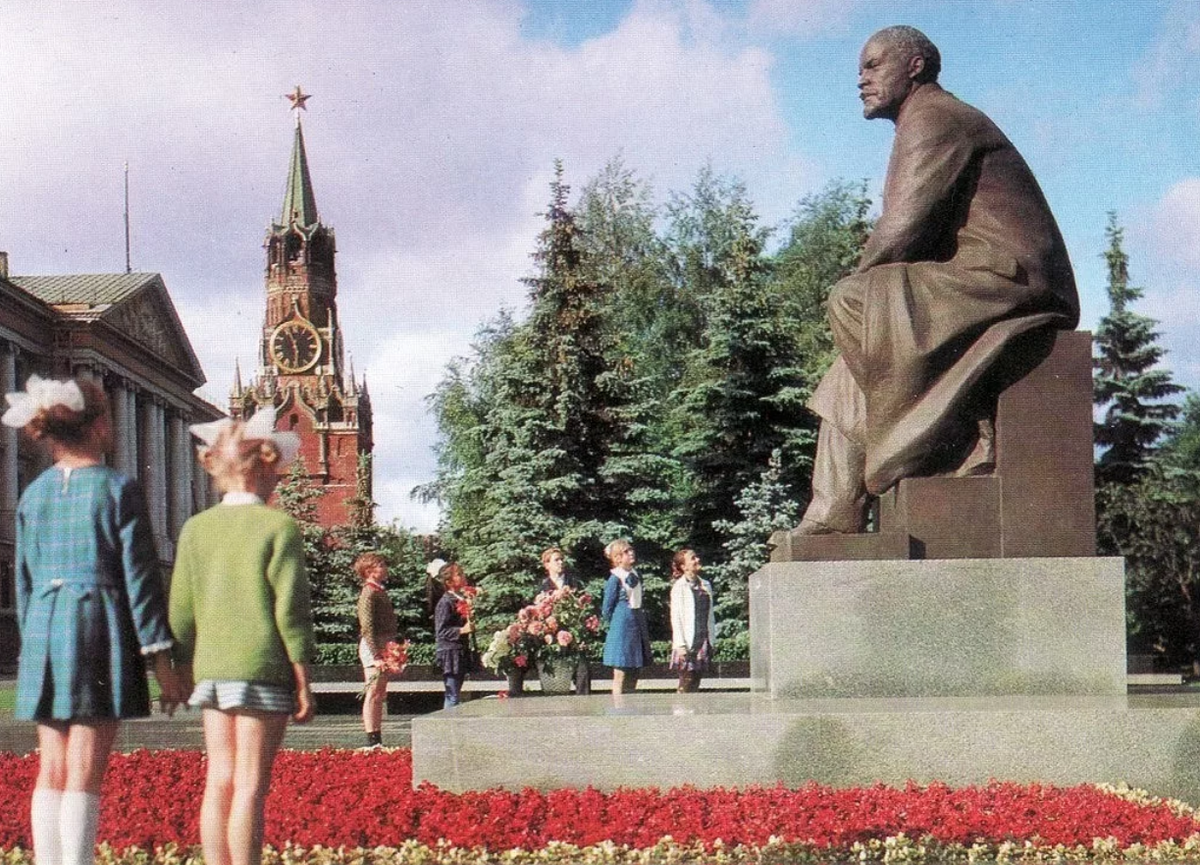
[{"xmin": 3, "ymin": 374, "xmax": 183, "ymax": 865}]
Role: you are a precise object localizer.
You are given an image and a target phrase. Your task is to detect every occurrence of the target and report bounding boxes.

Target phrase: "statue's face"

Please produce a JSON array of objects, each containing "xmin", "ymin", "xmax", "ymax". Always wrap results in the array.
[{"xmin": 858, "ymin": 37, "xmax": 919, "ymax": 120}]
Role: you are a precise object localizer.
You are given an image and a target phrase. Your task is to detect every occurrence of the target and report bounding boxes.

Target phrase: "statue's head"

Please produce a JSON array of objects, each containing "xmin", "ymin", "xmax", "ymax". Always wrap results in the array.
[{"xmin": 858, "ymin": 25, "xmax": 941, "ymax": 121}]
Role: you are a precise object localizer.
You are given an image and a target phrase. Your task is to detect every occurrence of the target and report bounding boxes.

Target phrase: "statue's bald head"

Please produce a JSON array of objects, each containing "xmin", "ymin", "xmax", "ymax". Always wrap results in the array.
[{"xmin": 867, "ymin": 26, "xmax": 941, "ymax": 84}]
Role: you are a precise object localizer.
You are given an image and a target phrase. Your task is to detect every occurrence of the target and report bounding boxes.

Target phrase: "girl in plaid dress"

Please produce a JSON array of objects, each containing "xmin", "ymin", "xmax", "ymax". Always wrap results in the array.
[
  {"xmin": 4, "ymin": 375, "xmax": 183, "ymax": 865},
  {"xmin": 170, "ymin": 408, "xmax": 314, "ymax": 865}
]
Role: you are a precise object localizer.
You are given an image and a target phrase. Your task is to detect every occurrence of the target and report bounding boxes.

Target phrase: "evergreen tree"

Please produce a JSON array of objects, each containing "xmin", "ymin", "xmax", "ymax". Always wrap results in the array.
[
  {"xmin": 575, "ymin": 157, "xmax": 687, "ymax": 560},
  {"xmin": 773, "ymin": 180, "xmax": 873, "ymax": 387},
  {"xmin": 424, "ymin": 163, "xmax": 676, "ymax": 634},
  {"xmin": 1097, "ymin": 465, "xmax": 1200, "ymax": 672},
  {"xmin": 666, "ymin": 168, "xmax": 810, "ymax": 557},
  {"xmin": 275, "ymin": 456, "xmax": 323, "ymax": 524},
  {"xmin": 707, "ymin": 449, "xmax": 799, "ymax": 643},
  {"xmin": 1093, "ymin": 212, "xmax": 1183, "ymax": 485}
]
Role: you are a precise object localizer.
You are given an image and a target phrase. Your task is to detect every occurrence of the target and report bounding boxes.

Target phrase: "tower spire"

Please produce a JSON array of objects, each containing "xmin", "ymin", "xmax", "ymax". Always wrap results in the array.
[{"xmin": 281, "ymin": 87, "xmax": 318, "ymax": 229}]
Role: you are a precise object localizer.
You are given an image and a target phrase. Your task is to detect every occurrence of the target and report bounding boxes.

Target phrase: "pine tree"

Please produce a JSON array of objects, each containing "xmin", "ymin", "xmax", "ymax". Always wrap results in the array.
[
  {"xmin": 1093, "ymin": 212, "xmax": 1183, "ymax": 485},
  {"xmin": 275, "ymin": 457, "xmax": 323, "ymax": 525}
]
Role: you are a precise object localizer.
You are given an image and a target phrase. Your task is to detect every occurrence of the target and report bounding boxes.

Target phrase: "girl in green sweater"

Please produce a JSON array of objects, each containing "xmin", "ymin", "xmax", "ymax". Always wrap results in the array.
[{"xmin": 170, "ymin": 408, "xmax": 315, "ymax": 865}]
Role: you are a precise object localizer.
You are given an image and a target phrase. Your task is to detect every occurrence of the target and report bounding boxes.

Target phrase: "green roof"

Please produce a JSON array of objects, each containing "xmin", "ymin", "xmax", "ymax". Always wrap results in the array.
[
  {"xmin": 280, "ymin": 118, "xmax": 319, "ymax": 229},
  {"xmin": 9, "ymin": 272, "xmax": 159, "ymax": 307}
]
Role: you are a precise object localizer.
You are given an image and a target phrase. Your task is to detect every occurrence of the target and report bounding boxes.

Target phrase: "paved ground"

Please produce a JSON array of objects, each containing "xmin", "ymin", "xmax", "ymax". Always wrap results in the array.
[
  {"xmin": 0, "ymin": 676, "xmax": 755, "ymax": 753},
  {"xmin": 0, "ymin": 707, "xmax": 419, "ymax": 753}
]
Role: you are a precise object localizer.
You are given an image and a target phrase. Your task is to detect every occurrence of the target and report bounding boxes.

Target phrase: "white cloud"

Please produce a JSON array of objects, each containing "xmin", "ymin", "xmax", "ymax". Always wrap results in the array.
[
  {"xmin": 746, "ymin": 0, "xmax": 858, "ymax": 38},
  {"xmin": 1146, "ymin": 178, "xmax": 1200, "ymax": 272},
  {"xmin": 0, "ymin": 0, "xmax": 803, "ymax": 529}
]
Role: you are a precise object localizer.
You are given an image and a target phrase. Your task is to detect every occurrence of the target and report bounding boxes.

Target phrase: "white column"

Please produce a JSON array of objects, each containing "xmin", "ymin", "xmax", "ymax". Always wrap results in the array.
[
  {"xmin": 140, "ymin": 398, "xmax": 169, "ymax": 556},
  {"xmin": 111, "ymin": 383, "xmax": 133, "ymax": 477},
  {"xmin": 168, "ymin": 412, "xmax": 192, "ymax": 536},
  {"xmin": 1, "ymin": 345, "xmax": 18, "ymax": 514},
  {"xmin": 153, "ymin": 401, "xmax": 169, "ymax": 553},
  {"xmin": 126, "ymin": 388, "xmax": 141, "ymax": 481}
]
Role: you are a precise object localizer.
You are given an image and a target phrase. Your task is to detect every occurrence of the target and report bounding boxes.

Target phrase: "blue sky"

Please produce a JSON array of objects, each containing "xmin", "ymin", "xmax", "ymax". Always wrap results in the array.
[{"xmin": 2, "ymin": 0, "xmax": 1198, "ymax": 531}]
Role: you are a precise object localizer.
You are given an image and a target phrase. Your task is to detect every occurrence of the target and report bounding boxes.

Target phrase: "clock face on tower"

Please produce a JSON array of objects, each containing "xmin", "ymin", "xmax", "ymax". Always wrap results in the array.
[{"xmin": 270, "ymin": 320, "xmax": 321, "ymax": 373}]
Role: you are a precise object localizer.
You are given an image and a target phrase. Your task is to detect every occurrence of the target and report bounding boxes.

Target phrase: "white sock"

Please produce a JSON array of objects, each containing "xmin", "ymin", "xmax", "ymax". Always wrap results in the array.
[
  {"xmin": 30, "ymin": 788, "xmax": 63, "ymax": 865},
  {"xmin": 59, "ymin": 792, "xmax": 99, "ymax": 865}
]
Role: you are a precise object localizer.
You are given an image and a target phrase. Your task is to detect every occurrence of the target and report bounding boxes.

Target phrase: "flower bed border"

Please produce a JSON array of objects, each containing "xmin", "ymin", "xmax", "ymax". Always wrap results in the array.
[{"xmin": 1, "ymin": 750, "xmax": 1200, "ymax": 862}]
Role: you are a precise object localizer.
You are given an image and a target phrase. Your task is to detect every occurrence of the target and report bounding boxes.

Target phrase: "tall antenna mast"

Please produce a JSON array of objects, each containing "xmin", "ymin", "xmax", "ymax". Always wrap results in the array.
[{"xmin": 123, "ymin": 161, "xmax": 131, "ymax": 274}]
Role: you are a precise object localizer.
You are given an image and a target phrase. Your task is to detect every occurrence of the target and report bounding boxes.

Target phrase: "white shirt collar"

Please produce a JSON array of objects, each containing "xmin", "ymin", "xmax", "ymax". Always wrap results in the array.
[{"xmin": 221, "ymin": 491, "xmax": 264, "ymax": 506}]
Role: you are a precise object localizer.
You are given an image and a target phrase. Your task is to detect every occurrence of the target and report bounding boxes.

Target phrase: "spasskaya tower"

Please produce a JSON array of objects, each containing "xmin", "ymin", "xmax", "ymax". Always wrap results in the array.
[{"xmin": 230, "ymin": 87, "xmax": 373, "ymax": 527}]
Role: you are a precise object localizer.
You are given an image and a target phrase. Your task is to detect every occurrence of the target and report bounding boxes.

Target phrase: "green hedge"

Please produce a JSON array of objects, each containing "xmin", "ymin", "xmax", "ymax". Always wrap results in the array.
[{"xmin": 316, "ymin": 633, "xmax": 750, "ymax": 668}]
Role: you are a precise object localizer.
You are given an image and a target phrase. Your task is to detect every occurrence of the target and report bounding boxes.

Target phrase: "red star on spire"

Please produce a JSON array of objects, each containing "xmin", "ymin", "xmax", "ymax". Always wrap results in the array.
[{"xmin": 285, "ymin": 86, "xmax": 312, "ymax": 111}]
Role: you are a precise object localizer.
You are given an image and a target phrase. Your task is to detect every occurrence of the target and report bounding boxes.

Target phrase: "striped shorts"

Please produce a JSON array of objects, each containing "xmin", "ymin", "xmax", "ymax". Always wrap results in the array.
[{"xmin": 189, "ymin": 679, "xmax": 295, "ymax": 714}]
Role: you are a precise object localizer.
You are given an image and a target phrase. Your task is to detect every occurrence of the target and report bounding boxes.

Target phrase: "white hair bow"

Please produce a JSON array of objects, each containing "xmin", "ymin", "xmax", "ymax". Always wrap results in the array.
[
  {"xmin": 2, "ymin": 374, "xmax": 86, "ymax": 429},
  {"xmin": 189, "ymin": 406, "xmax": 301, "ymax": 465}
]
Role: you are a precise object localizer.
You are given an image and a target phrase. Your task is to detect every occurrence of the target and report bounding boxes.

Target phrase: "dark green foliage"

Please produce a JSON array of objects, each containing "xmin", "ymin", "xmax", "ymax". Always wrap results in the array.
[
  {"xmin": 708, "ymin": 450, "xmax": 800, "ymax": 632},
  {"xmin": 1093, "ymin": 212, "xmax": 1183, "ymax": 486},
  {"xmin": 275, "ymin": 457, "xmax": 323, "ymax": 524},
  {"xmin": 774, "ymin": 180, "xmax": 873, "ymax": 386},
  {"xmin": 422, "ymin": 162, "xmax": 679, "ymax": 639},
  {"xmin": 1097, "ymin": 467, "xmax": 1200, "ymax": 671},
  {"xmin": 1090, "ymin": 212, "xmax": 1191, "ymax": 670},
  {"xmin": 424, "ymin": 162, "xmax": 870, "ymax": 643},
  {"xmin": 667, "ymin": 174, "xmax": 868, "ymax": 558},
  {"xmin": 301, "ymin": 523, "xmax": 434, "ymax": 648},
  {"xmin": 275, "ymin": 458, "xmax": 433, "ymax": 649}
]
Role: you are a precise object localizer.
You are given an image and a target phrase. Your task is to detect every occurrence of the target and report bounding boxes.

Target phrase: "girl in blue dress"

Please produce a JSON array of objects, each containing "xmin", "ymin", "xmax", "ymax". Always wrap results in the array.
[
  {"xmin": 5, "ymin": 375, "xmax": 182, "ymax": 865},
  {"xmin": 601, "ymin": 538, "xmax": 652, "ymax": 694}
]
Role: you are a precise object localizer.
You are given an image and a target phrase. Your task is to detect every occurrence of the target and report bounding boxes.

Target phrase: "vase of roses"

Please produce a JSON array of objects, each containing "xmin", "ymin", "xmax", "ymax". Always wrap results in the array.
[{"xmin": 483, "ymin": 585, "xmax": 600, "ymax": 696}]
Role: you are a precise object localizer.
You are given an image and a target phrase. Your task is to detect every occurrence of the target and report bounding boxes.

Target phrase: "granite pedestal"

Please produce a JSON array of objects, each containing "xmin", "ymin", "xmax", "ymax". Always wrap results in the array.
[
  {"xmin": 749, "ymin": 558, "xmax": 1126, "ymax": 698},
  {"xmin": 413, "ymin": 554, "xmax": 1200, "ymax": 800},
  {"xmin": 411, "ymin": 693, "xmax": 1200, "ymax": 799}
]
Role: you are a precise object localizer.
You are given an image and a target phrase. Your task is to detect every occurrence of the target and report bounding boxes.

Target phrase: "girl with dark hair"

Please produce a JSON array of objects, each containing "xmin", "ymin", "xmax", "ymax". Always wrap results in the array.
[{"xmin": 5, "ymin": 375, "xmax": 182, "ymax": 865}]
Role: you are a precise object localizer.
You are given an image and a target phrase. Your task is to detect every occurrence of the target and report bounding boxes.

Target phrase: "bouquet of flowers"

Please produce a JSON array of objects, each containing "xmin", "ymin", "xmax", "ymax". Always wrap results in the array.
[
  {"xmin": 359, "ymin": 639, "xmax": 409, "ymax": 698},
  {"xmin": 533, "ymin": 585, "xmax": 600, "ymax": 659},
  {"xmin": 483, "ymin": 585, "xmax": 600, "ymax": 675},
  {"xmin": 481, "ymin": 617, "xmax": 541, "ymax": 676}
]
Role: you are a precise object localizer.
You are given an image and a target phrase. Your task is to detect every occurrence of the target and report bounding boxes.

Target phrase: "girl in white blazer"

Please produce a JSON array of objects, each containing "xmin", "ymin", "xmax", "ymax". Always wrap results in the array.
[{"xmin": 669, "ymin": 549, "xmax": 717, "ymax": 692}]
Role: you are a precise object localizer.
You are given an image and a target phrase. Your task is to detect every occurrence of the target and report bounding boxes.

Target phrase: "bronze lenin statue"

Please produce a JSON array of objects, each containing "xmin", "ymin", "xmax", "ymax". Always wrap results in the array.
[{"xmin": 797, "ymin": 26, "xmax": 1079, "ymax": 535}]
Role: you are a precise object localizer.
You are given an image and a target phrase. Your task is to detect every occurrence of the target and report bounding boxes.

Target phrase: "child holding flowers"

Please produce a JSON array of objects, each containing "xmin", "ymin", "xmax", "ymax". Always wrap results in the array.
[
  {"xmin": 433, "ymin": 562, "xmax": 476, "ymax": 708},
  {"xmin": 355, "ymin": 551, "xmax": 404, "ymax": 748},
  {"xmin": 5, "ymin": 374, "xmax": 182, "ymax": 865},
  {"xmin": 169, "ymin": 407, "xmax": 315, "ymax": 865}
]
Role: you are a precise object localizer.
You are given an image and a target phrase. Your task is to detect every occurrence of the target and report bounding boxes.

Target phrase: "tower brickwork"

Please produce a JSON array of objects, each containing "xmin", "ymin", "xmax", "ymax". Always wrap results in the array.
[{"xmin": 231, "ymin": 96, "xmax": 373, "ymax": 527}]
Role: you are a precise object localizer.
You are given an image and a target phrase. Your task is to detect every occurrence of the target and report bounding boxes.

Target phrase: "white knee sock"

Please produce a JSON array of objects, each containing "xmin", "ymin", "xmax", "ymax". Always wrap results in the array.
[
  {"xmin": 30, "ymin": 788, "xmax": 63, "ymax": 865},
  {"xmin": 59, "ymin": 792, "xmax": 99, "ymax": 865}
]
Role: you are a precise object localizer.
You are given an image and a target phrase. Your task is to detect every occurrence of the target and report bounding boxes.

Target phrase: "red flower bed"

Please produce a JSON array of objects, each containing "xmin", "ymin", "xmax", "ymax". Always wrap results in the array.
[{"xmin": 0, "ymin": 749, "xmax": 1196, "ymax": 852}]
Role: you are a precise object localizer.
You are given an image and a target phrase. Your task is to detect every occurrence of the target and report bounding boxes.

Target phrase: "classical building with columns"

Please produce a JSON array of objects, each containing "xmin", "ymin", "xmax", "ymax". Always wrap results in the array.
[{"xmin": 0, "ymin": 254, "xmax": 222, "ymax": 667}]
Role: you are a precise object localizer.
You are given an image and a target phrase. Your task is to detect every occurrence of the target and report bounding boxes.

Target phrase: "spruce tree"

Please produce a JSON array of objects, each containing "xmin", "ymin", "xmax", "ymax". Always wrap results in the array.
[
  {"xmin": 424, "ymin": 163, "xmax": 675, "ymax": 632},
  {"xmin": 666, "ymin": 168, "xmax": 810, "ymax": 558},
  {"xmin": 1093, "ymin": 212, "xmax": 1183, "ymax": 485}
]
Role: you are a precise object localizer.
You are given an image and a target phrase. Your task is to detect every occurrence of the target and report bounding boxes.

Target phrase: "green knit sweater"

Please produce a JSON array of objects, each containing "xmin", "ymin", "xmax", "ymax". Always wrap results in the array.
[{"xmin": 169, "ymin": 503, "xmax": 315, "ymax": 686}]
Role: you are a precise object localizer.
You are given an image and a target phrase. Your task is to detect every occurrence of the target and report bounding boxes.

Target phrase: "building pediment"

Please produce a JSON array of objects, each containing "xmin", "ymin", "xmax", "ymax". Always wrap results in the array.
[
  {"xmin": 12, "ymin": 272, "xmax": 207, "ymax": 386},
  {"xmin": 100, "ymin": 278, "xmax": 204, "ymax": 382}
]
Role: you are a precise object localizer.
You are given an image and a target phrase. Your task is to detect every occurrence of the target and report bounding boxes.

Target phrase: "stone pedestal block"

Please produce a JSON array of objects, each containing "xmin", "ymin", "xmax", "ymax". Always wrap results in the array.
[
  {"xmin": 411, "ymin": 692, "xmax": 1200, "ymax": 800},
  {"xmin": 749, "ymin": 558, "xmax": 1125, "ymax": 698}
]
